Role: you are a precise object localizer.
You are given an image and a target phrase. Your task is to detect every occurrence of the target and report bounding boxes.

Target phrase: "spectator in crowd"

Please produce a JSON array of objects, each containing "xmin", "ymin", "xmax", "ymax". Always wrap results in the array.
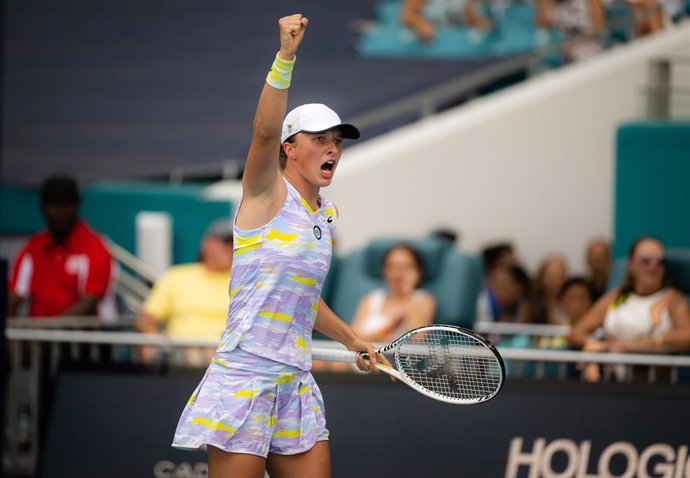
[
  {"xmin": 7, "ymin": 176, "xmax": 116, "ymax": 450},
  {"xmin": 136, "ymin": 219, "xmax": 233, "ymax": 366},
  {"xmin": 625, "ymin": 0, "xmax": 682, "ymax": 35},
  {"xmin": 535, "ymin": 0, "xmax": 606, "ymax": 61},
  {"xmin": 568, "ymin": 236, "xmax": 690, "ymax": 382},
  {"xmin": 476, "ymin": 264, "xmax": 531, "ymax": 325},
  {"xmin": 481, "ymin": 242, "xmax": 518, "ymax": 279},
  {"xmin": 351, "ymin": 244, "xmax": 436, "ymax": 342},
  {"xmin": 559, "ymin": 277, "xmax": 596, "ymax": 326},
  {"xmin": 585, "ymin": 238, "xmax": 611, "ymax": 300},
  {"xmin": 402, "ymin": 0, "xmax": 493, "ymax": 43},
  {"xmin": 8, "ymin": 176, "xmax": 116, "ymax": 319},
  {"xmin": 526, "ymin": 255, "xmax": 569, "ymax": 325},
  {"xmin": 315, "ymin": 243, "xmax": 435, "ymax": 373},
  {"xmin": 476, "ymin": 242, "xmax": 522, "ymax": 321},
  {"xmin": 535, "ymin": 276, "xmax": 596, "ymax": 349}
]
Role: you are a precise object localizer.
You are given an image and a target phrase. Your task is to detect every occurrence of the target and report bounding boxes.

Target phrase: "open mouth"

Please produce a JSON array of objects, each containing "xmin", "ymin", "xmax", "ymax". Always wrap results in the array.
[{"xmin": 321, "ymin": 160, "xmax": 336, "ymax": 172}]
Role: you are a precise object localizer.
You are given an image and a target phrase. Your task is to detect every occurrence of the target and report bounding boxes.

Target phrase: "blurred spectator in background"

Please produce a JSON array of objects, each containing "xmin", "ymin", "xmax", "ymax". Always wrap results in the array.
[
  {"xmin": 476, "ymin": 264, "xmax": 531, "ymax": 325},
  {"xmin": 569, "ymin": 236, "xmax": 690, "ymax": 382},
  {"xmin": 402, "ymin": 0, "xmax": 493, "ymax": 43},
  {"xmin": 430, "ymin": 226, "xmax": 460, "ymax": 248},
  {"xmin": 535, "ymin": 0, "xmax": 606, "ymax": 61},
  {"xmin": 476, "ymin": 242, "xmax": 524, "ymax": 324},
  {"xmin": 481, "ymin": 242, "xmax": 518, "ymax": 279},
  {"xmin": 536, "ymin": 276, "xmax": 596, "ymax": 349},
  {"xmin": 625, "ymin": 0, "xmax": 682, "ymax": 35},
  {"xmin": 585, "ymin": 238, "xmax": 611, "ymax": 300},
  {"xmin": 315, "ymin": 243, "xmax": 435, "ymax": 373},
  {"xmin": 559, "ymin": 277, "xmax": 596, "ymax": 326},
  {"xmin": 352, "ymin": 244, "xmax": 436, "ymax": 342},
  {"xmin": 526, "ymin": 255, "xmax": 569, "ymax": 325},
  {"xmin": 8, "ymin": 176, "xmax": 115, "ymax": 319},
  {"xmin": 136, "ymin": 219, "xmax": 233, "ymax": 367}
]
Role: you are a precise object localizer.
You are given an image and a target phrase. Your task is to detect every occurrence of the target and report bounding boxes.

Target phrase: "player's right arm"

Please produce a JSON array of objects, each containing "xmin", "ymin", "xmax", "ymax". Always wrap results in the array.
[{"xmin": 236, "ymin": 14, "xmax": 308, "ymax": 230}]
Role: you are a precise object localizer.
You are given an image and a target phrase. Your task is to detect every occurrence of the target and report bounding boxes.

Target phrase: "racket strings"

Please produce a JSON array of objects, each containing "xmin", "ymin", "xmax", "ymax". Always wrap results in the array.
[{"xmin": 395, "ymin": 330, "xmax": 502, "ymax": 402}]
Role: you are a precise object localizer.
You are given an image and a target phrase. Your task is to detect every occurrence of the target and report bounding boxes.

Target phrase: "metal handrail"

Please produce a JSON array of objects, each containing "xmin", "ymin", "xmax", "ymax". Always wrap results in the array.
[
  {"xmin": 499, "ymin": 347, "xmax": 690, "ymax": 367},
  {"xmin": 6, "ymin": 328, "xmax": 690, "ymax": 368},
  {"xmin": 7, "ymin": 316, "xmax": 136, "ymax": 329},
  {"xmin": 106, "ymin": 238, "xmax": 158, "ymax": 283},
  {"xmin": 117, "ymin": 268, "xmax": 153, "ymax": 299},
  {"xmin": 105, "ymin": 238, "xmax": 156, "ymax": 312},
  {"xmin": 347, "ymin": 53, "xmax": 535, "ymax": 132},
  {"xmin": 645, "ymin": 55, "xmax": 690, "ymax": 118},
  {"xmin": 474, "ymin": 322, "xmax": 570, "ymax": 337}
]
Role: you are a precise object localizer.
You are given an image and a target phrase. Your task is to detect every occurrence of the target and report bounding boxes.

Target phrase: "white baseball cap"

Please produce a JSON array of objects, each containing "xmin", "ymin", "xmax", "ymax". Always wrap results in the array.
[{"xmin": 281, "ymin": 103, "xmax": 360, "ymax": 143}]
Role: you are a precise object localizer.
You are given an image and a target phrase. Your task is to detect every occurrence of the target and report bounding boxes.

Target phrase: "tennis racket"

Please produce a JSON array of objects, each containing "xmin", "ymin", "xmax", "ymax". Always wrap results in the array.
[{"xmin": 312, "ymin": 325, "xmax": 505, "ymax": 405}]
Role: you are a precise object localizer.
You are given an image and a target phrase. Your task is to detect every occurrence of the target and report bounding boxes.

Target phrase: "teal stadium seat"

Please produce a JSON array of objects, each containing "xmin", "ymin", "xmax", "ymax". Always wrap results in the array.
[
  {"xmin": 608, "ymin": 249, "xmax": 690, "ymax": 301},
  {"xmin": 328, "ymin": 237, "xmax": 483, "ymax": 328}
]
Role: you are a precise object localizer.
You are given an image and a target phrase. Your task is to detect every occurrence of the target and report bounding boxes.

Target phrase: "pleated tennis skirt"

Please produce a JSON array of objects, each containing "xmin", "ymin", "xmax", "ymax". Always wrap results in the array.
[{"xmin": 172, "ymin": 347, "xmax": 329, "ymax": 457}]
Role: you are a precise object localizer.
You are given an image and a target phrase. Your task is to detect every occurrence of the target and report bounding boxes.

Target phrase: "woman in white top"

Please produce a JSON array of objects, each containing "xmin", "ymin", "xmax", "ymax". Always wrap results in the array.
[
  {"xmin": 353, "ymin": 244, "xmax": 436, "ymax": 343},
  {"xmin": 569, "ymin": 236, "xmax": 690, "ymax": 381}
]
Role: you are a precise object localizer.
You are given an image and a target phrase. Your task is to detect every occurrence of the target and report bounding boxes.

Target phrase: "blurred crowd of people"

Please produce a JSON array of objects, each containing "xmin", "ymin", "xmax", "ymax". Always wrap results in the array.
[
  {"xmin": 474, "ymin": 239, "xmax": 608, "ymax": 327},
  {"xmin": 400, "ymin": 0, "xmax": 687, "ymax": 62},
  {"xmin": 474, "ymin": 235, "xmax": 690, "ymax": 381},
  {"xmin": 6, "ymin": 176, "xmax": 690, "ymax": 383}
]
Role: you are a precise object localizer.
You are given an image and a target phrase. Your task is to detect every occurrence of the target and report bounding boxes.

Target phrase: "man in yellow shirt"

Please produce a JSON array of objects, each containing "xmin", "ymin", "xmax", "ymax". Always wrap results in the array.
[{"xmin": 136, "ymin": 219, "xmax": 233, "ymax": 366}]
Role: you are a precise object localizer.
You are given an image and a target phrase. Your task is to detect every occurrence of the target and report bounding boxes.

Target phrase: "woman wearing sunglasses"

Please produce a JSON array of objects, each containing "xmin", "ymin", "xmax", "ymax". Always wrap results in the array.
[{"xmin": 569, "ymin": 236, "xmax": 690, "ymax": 382}]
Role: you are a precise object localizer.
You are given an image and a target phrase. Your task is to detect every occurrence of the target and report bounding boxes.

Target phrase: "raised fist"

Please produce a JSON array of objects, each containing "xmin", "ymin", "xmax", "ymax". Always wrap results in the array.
[{"xmin": 278, "ymin": 14, "xmax": 308, "ymax": 60}]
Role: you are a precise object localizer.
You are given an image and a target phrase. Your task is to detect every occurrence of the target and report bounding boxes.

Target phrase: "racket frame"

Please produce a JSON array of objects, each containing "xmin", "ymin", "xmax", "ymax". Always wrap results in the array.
[{"xmin": 312, "ymin": 325, "xmax": 505, "ymax": 405}]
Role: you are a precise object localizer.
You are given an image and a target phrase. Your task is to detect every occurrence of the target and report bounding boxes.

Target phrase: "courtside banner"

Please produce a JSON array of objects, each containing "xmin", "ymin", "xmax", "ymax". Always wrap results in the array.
[{"xmin": 42, "ymin": 371, "xmax": 690, "ymax": 478}]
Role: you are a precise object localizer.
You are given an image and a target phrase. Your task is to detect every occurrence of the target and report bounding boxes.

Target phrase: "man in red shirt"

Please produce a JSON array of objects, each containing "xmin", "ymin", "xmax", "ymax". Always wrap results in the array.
[{"xmin": 8, "ymin": 176, "xmax": 116, "ymax": 319}]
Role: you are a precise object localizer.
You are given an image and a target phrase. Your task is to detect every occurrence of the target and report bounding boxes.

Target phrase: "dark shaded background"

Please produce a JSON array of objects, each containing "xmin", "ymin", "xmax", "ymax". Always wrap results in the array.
[{"xmin": 2, "ymin": 0, "xmax": 504, "ymax": 186}]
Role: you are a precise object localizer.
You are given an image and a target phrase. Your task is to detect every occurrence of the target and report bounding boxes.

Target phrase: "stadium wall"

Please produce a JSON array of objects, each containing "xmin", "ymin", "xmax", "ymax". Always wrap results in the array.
[{"xmin": 322, "ymin": 22, "xmax": 690, "ymax": 272}]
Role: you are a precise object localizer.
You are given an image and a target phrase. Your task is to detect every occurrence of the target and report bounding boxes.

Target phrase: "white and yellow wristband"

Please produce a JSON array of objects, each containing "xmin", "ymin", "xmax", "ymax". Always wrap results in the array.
[{"xmin": 266, "ymin": 52, "xmax": 295, "ymax": 90}]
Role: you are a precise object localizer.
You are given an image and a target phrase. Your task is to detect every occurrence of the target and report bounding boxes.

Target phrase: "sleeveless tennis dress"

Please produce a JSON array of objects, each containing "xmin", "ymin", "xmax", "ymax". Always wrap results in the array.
[{"xmin": 172, "ymin": 177, "xmax": 337, "ymax": 457}]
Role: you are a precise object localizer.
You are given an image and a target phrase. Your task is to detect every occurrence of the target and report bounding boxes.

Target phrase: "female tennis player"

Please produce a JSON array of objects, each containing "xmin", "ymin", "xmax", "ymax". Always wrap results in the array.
[{"xmin": 172, "ymin": 13, "xmax": 383, "ymax": 478}]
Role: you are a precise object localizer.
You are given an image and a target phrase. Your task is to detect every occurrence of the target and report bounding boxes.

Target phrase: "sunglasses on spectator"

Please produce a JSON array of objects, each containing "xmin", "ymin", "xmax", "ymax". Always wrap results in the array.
[{"xmin": 638, "ymin": 256, "xmax": 666, "ymax": 267}]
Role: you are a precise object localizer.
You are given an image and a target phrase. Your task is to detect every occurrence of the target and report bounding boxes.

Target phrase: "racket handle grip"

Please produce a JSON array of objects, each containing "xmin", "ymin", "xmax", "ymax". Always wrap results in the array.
[{"xmin": 311, "ymin": 347, "xmax": 358, "ymax": 363}]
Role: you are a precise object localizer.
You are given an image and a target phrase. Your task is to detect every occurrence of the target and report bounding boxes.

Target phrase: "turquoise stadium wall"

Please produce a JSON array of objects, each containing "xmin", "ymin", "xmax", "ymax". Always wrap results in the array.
[
  {"xmin": 1, "ymin": 181, "xmax": 233, "ymax": 265},
  {"xmin": 613, "ymin": 122, "xmax": 690, "ymax": 258}
]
